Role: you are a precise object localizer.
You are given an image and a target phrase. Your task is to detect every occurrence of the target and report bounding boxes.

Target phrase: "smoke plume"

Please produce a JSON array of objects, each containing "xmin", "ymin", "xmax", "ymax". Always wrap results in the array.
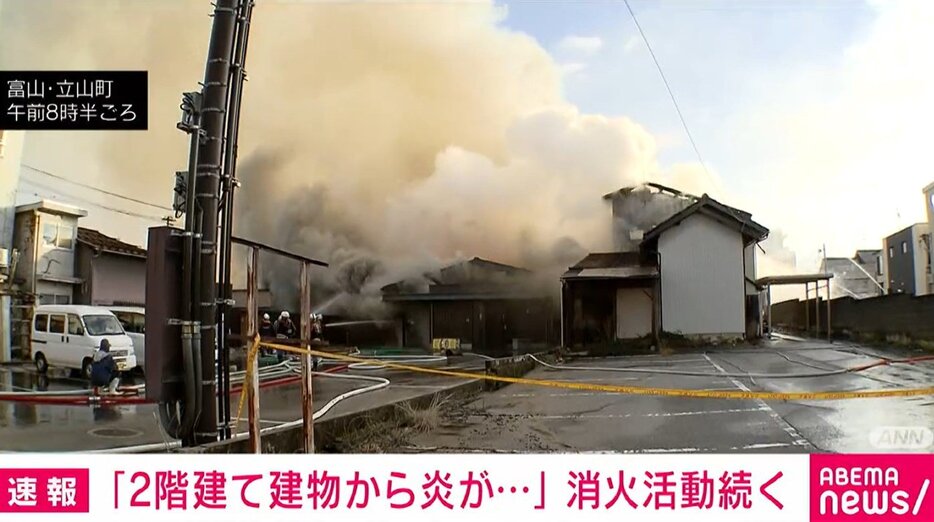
[{"xmin": 3, "ymin": 1, "xmax": 703, "ymax": 315}]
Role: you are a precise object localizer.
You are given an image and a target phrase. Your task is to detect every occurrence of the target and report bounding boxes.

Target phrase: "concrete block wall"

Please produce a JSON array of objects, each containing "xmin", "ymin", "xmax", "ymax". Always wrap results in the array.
[{"xmin": 771, "ymin": 293, "xmax": 934, "ymax": 342}]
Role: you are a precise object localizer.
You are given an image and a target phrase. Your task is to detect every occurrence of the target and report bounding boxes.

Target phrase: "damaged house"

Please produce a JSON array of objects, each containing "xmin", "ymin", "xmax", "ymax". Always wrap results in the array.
[
  {"xmin": 562, "ymin": 184, "xmax": 769, "ymax": 348},
  {"xmin": 382, "ymin": 257, "xmax": 556, "ymax": 356},
  {"xmin": 819, "ymin": 250, "xmax": 885, "ymax": 299}
]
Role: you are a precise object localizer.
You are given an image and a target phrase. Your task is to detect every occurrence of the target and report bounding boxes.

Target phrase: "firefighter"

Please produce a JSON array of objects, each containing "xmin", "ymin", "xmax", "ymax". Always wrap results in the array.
[
  {"xmin": 274, "ymin": 311, "xmax": 296, "ymax": 338},
  {"xmin": 311, "ymin": 313, "xmax": 324, "ymax": 340},
  {"xmin": 259, "ymin": 313, "xmax": 275, "ymax": 355},
  {"xmin": 259, "ymin": 313, "xmax": 275, "ymax": 338},
  {"xmin": 310, "ymin": 313, "xmax": 324, "ymax": 371}
]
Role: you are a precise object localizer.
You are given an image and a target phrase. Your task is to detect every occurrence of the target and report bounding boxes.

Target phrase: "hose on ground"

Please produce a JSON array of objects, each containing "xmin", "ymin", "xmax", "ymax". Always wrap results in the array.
[
  {"xmin": 345, "ymin": 354, "xmax": 448, "ymax": 371},
  {"xmin": 527, "ymin": 353, "xmax": 934, "ymax": 379},
  {"xmin": 0, "ymin": 361, "xmax": 346, "ymax": 405},
  {"xmin": 81, "ymin": 370, "xmax": 390, "ymax": 454}
]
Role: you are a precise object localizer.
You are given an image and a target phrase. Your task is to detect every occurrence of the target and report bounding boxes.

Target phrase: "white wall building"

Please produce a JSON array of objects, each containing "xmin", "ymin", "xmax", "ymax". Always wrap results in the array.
[
  {"xmin": 0, "ymin": 130, "xmax": 26, "ymax": 361},
  {"xmin": 13, "ymin": 200, "xmax": 88, "ymax": 304},
  {"xmin": 655, "ymin": 213, "xmax": 746, "ymax": 337},
  {"xmin": 642, "ymin": 197, "xmax": 768, "ymax": 339},
  {"xmin": 924, "ymin": 182, "xmax": 934, "ymax": 295},
  {"xmin": 11, "ymin": 200, "xmax": 87, "ymax": 355},
  {"xmin": 562, "ymin": 193, "xmax": 768, "ymax": 348}
]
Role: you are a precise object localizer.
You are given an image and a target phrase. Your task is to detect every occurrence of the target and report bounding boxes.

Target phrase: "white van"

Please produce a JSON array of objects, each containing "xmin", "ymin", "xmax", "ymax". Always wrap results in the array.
[
  {"xmin": 32, "ymin": 305, "xmax": 138, "ymax": 379},
  {"xmin": 108, "ymin": 306, "xmax": 145, "ymax": 372}
]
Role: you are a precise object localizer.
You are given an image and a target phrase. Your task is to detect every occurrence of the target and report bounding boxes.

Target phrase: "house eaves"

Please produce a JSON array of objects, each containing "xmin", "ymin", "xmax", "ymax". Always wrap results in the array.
[
  {"xmin": 641, "ymin": 195, "xmax": 769, "ymax": 246},
  {"xmin": 76, "ymin": 227, "xmax": 147, "ymax": 259}
]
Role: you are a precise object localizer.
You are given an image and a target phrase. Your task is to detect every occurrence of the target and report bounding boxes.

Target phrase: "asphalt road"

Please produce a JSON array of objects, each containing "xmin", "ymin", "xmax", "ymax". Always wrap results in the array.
[
  {"xmin": 0, "ymin": 357, "xmax": 480, "ymax": 452},
  {"xmin": 407, "ymin": 337, "xmax": 934, "ymax": 453},
  {"xmin": 2, "ymin": 340, "xmax": 931, "ymax": 453}
]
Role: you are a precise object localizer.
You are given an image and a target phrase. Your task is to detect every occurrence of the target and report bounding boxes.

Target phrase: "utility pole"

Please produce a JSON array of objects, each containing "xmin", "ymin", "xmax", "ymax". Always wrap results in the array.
[
  {"xmin": 192, "ymin": 0, "xmax": 240, "ymax": 445},
  {"xmin": 216, "ymin": 0, "xmax": 255, "ymax": 441},
  {"xmin": 156, "ymin": 0, "xmax": 254, "ymax": 447}
]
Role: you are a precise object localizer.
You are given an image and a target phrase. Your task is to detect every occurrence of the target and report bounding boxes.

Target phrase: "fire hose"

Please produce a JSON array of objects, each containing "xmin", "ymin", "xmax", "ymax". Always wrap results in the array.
[
  {"xmin": 83, "ymin": 369, "xmax": 390, "ymax": 454},
  {"xmin": 0, "ymin": 360, "xmax": 350, "ymax": 406},
  {"xmin": 526, "ymin": 353, "xmax": 934, "ymax": 379},
  {"xmin": 346, "ymin": 354, "xmax": 448, "ymax": 371}
]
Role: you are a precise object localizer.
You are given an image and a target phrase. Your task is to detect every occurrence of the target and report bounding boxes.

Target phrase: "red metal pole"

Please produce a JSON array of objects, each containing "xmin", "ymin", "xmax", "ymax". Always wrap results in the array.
[
  {"xmin": 246, "ymin": 246, "xmax": 260, "ymax": 453},
  {"xmin": 300, "ymin": 261, "xmax": 314, "ymax": 453},
  {"xmin": 826, "ymin": 280, "xmax": 832, "ymax": 341}
]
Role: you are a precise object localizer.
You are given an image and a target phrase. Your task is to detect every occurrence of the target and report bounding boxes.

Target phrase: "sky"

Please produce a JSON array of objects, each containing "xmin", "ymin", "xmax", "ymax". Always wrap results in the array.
[
  {"xmin": 5, "ymin": 0, "xmax": 934, "ymax": 279},
  {"xmin": 501, "ymin": 0, "xmax": 932, "ymax": 271}
]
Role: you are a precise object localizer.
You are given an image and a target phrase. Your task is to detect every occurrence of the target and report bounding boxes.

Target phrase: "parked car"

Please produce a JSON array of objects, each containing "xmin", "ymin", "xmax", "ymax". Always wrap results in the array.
[
  {"xmin": 31, "ymin": 305, "xmax": 138, "ymax": 379},
  {"xmin": 109, "ymin": 306, "xmax": 145, "ymax": 372}
]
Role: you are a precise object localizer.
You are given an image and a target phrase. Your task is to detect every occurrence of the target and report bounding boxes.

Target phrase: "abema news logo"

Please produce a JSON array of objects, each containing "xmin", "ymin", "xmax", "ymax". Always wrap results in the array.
[{"xmin": 810, "ymin": 454, "xmax": 932, "ymax": 522}]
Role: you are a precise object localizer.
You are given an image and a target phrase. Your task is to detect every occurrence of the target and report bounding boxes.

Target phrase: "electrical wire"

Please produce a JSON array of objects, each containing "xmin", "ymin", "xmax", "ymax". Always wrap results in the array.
[
  {"xmin": 21, "ymin": 164, "xmax": 174, "ymax": 212},
  {"xmin": 623, "ymin": 0, "xmax": 717, "ymax": 189},
  {"xmin": 18, "ymin": 178, "xmax": 166, "ymax": 222}
]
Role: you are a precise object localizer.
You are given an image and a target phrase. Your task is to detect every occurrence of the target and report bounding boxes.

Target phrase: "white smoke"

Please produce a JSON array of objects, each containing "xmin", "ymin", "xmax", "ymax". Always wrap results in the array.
[{"xmin": 2, "ymin": 0, "xmax": 705, "ymax": 314}]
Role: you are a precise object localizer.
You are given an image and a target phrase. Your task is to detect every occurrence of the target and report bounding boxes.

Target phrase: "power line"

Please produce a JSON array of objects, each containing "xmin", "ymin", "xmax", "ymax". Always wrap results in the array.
[
  {"xmin": 17, "ymin": 178, "xmax": 166, "ymax": 222},
  {"xmin": 21, "ymin": 164, "xmax": 174, "ymax": 212},
  {"xmin": 623, "ymin": 0, "xmax": 717, "ymax": 188}
]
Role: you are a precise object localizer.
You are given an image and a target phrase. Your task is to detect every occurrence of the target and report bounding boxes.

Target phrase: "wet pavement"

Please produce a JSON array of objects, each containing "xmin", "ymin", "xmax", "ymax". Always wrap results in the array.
[
  {"xmin": 0, "ymin": 357, "xmax": 483, "ymax": 452},
  {"xmin": 2, "ymin": 340, "xmax": 931, "ymax": 453},
  {"xmin": 407, "ymin": 338, "xmax": 934, "ymax": 453}
]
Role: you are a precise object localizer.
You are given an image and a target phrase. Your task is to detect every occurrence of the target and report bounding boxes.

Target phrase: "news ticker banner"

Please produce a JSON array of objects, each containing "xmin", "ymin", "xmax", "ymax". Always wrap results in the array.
[
  {"xmin": 0, "ymin": 453, "xmax": 930, "ymax": 521},
  {"xmin": 0, "ymin": 71, "xmax": 147, "ymax": 130}
]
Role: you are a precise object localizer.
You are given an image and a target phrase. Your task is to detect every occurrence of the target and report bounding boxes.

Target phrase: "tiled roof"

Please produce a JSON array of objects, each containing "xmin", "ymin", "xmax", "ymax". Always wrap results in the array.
[
  {"xmin": 381, "ymin": 257, "xmax": 534, "ymax": 297},
  {"xmin": 568, "ymin": 252, "xmax": 654, "ymax": 269},
  {"xmin": 76, "ymin": 227, "xmax": 146, "ymax": 258},
  {"xmin": 561, "ymin": 252, "xmax": 659, "ymax": 280}
]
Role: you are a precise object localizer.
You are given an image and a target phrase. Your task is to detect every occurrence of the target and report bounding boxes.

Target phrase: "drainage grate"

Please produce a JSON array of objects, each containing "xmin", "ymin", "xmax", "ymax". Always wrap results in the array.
[{"xmin": 88, "ymin": 427, "xmax": 143, "ymax": 439}]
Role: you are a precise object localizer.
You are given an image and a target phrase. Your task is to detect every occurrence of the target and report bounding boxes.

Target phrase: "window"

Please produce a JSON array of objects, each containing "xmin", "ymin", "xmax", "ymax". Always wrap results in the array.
[
  {"xmin": 40, "ymin": 223, "xmax": 74, "ymax": 250},
  {"xmin": 42, "ymin": 224, "xmax": 58, "ymax": 247},
  {"xmin": 113, "ymin": 311, "xmax": 145, "ymax": 334},
  {"xmin": 902, "ymin": 241, "xmax": 908, "ymax": 254},
  {"xmin": 49, "ymin": 314, "xmax": 65, "ymax": 334},
  {"xmin": 57, "ymin": 225, "xmax": 74, "ymax": 249},
  {"xmin": 889, "ymin": 247, "xmax": 894, "ymax": 258},
  {"xmin": 82, "ymin": 315, "xmax": 124, "ymax": 336},
  {"xmin": 34, "ymin": 314, "xmax": 48, "ymax": 332},
  {"xmin": 876, "ymin": 256, "xmax": 883, "ymax": 276},
  {"xmin": 39, "ymin": 294, "xmax": 70, "ymax": 305},
  {"xmin": 67, "ymin": 314, "xmax": 85, "ymax": 336}
]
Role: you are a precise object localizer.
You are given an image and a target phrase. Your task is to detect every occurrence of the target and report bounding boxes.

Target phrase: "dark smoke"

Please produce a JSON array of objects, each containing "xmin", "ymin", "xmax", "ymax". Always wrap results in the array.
[{"xmin": 234, "ymin": 150, "xmax": 401, "ymax": 318}]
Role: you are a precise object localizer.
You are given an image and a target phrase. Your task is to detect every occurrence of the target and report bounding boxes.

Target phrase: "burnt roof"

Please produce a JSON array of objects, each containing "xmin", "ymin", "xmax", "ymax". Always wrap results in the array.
[
  {"xmin": 76, "ymin": 227, "xmax": 146, "ymax": 258},
  {"xmin": 568, "ymin": 252, "xmax": 655, "ymax": 269},
  {"xmin": 440, "ymin": 257, "xmax": 529, "ymax": 276},
  {"xmin": 602, "ymin": 182, "xmax": 695, "ymax": 201},
  {"xmin": 381, "ymin": 256, "xmax": 536, "ymax": 299},
  {"xmin": 562, "ymin": 252, "xmax": 659, "ymax": 281},
  {"xmin": 641, "ymin": 195, "xmax": 768, "ymax": 245}
]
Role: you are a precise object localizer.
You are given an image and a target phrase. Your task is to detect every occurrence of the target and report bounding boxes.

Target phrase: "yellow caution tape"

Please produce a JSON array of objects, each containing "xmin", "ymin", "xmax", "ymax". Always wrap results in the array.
[
  {"xmin": 233, "ymin": 335, "xmax": 262, "ymax": 430},
  {"xmin": 261, "ymin": 341, "xmax": 934, "ymax": 401}
]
